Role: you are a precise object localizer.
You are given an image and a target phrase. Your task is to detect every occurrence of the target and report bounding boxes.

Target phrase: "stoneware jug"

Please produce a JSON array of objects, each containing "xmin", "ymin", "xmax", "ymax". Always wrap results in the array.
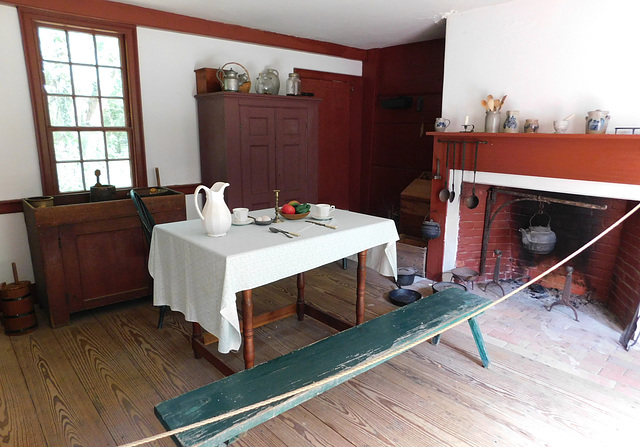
[
  {"xmin": 585, "ymin": 109, "xmax": 610, "ymax": 134},
  {"xmin": 194, "ymin": 182, "xmax": 232, "ymax": 237}
]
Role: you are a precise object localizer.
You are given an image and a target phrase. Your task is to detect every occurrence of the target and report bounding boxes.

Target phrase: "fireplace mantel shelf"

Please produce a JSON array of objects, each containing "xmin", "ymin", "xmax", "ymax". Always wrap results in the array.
[
  {"xmin": 427, "ymin": 132, "xmax": 640, "ymax": 187},
  {"xmin": 426, "ymin": 131, "xmax": 640, "ymax": 141}
]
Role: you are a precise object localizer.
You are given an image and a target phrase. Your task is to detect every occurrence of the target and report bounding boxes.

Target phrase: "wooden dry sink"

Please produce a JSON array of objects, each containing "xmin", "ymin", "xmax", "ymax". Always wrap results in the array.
[{"xmin": 155, "ymin": 287, "xmax": 492, "ymax": 447}]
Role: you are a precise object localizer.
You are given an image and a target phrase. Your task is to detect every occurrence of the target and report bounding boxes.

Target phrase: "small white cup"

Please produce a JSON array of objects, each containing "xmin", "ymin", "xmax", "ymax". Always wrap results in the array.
[
  {"xmin": 313, "ymin": 204, "xmax": 335, "ymax": 218},
  {"xmin": 233, "ymin": 207, "xmax": 249, "ymax": 222}
]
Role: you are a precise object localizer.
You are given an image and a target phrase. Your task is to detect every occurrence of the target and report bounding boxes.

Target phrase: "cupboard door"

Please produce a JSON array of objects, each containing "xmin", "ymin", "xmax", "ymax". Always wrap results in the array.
[
  {"xmin": 239, "ymin": 106, "xmax": 277, "ymax": 209},
  {"xmin": 275, "ymin": 107, "xmax": 309, "ymax": 204},
  {"xmin": 59, "ymin": 216, "xmax": 151, "ymax": 312}
]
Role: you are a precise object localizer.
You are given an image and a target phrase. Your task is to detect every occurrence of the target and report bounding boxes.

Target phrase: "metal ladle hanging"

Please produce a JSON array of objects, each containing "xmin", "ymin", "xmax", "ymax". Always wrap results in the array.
[
  {"xmin": 438, "ymin": 142, "xmax": 451, "ymax": 202},
  {"xmin": 465, "ymin": 142, "xmax": 480, "ymax": 209},
  {"xmin": 449, "ymin": 142, "xmax": 456, "ymax": 203}
]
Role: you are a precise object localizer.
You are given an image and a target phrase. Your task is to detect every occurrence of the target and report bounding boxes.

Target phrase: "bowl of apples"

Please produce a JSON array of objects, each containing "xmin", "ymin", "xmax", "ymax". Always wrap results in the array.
[{"xmin": 278, "ymin": 201, "xmax": 311, "ymax": 220}]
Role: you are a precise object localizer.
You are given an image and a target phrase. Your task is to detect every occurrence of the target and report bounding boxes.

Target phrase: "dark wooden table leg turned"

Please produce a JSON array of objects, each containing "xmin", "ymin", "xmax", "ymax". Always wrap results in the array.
[
  {"xmin": 242, "ymin": 289, "xmax": 255, "ymax": 369},
  {"xmin": 356, "ymin": 250, "xmax": 368, "ymax": 325},
  {"xmin": 192, "ymin": 322, "xmax": 204, "ymax": 359},
  {"xmin": 297, "ymin": 272, "xmax": 305, "ymax": 321}
]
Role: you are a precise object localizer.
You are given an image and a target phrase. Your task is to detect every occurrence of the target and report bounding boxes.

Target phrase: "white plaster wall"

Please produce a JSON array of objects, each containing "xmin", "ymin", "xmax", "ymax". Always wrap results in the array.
[
  {"xmin": 442, "ymin": 0, "xmax": 640, "ymax": 135},
  {"xmin": 0, "ymin": 5, "xmax": 362, "ymax": 282},
  {"xmin": 137, "ymin": 27, "xmax": 362, "ymax": 187},
  {"xmin": 0, "ymin": 6, "xmax": 41, "ymax": 282}
]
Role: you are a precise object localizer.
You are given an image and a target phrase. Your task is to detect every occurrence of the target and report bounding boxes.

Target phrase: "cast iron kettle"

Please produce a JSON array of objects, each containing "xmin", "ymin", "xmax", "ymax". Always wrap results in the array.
[
  {"xmin": 421, "ymin": 218, "xmax": 441, "ymax": 239},
  {"xmin": 90, "ymin": 169, "xmax": 116, "ymax": 202},
  {"xmin": 520, "ymin": 211, "xmax": 556, "ymax": 254}
]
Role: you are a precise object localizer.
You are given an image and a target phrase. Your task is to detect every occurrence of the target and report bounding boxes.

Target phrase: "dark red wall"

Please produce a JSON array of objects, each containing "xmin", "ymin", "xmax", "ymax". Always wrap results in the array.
[{"xmin": 362, "ymin": 39, "xmax": 445, "ymax": 219}]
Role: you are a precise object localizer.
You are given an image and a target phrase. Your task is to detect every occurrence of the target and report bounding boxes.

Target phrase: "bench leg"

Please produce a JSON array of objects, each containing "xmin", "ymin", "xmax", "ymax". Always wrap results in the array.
[
  {"xmin": 431, "ymin": 334, "xmax": 441, "ymax": 345},
  {"xmin": 297, "ymin": 272, "xmax": 305, "ymax": 321},
  {"xmin": 242, "ymin": 290, "xmax": 255, "ymax": 369},
  {"xmin": 468, "ymin": 317, "xmax": 490, "ymax": 368}
]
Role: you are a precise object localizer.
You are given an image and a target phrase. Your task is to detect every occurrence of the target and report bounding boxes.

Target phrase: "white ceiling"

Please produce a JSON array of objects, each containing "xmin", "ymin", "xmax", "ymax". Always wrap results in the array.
[{"xmin": 107, "ymin": 0, "xmax": 514, "ymax": 50}]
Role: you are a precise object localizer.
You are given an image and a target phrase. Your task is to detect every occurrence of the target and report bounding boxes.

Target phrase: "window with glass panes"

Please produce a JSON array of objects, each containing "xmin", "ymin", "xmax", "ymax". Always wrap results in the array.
[{"xmin": 19, "ymin": 10, "xmax": 146, "ymax": 195}]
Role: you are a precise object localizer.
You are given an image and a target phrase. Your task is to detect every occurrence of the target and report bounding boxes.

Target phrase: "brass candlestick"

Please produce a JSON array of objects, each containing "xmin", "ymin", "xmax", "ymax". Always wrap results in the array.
[{"xmin": 273, "ymin": 189, "xmax": 283, "ymax": 222}]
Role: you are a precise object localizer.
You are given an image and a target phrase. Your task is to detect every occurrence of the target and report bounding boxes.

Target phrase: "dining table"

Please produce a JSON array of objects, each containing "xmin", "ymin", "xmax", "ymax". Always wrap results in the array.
[{"xmin": 148, "ymin": 208, "xmax": 399, "ymax": 375}]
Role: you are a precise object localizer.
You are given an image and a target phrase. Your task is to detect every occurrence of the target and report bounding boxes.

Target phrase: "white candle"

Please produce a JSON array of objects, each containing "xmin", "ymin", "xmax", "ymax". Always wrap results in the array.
[{"xmin": 464, "ymin": 115, "xmax": 469, "ymax": 125}]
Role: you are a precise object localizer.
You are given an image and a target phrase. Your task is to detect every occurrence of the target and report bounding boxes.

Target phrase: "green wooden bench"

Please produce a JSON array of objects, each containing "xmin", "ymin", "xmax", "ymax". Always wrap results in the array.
[{"xmin": 155, "ymin": 287, "xmax": 493, "ymax": 447}]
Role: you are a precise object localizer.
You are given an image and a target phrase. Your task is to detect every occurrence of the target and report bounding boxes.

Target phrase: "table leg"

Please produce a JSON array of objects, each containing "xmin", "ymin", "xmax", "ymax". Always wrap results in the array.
[
  {"xmin": 356, "ymin": 250, "xmax": 368, "ymax": 325},
  {"xmin": 192, "ymin": 322, "xmax": 203, "ymax": 359},
  {"xmin": 242, "ymin": 290, "xmax": 255, "ymax": 369},
  {"xmin": 297, "ymin": 272, "xmax": 305, "ymax": 321}
]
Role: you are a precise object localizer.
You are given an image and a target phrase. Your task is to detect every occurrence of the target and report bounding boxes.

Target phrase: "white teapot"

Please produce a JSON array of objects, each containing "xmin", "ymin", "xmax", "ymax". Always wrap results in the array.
[{"xmin": 194, "ymin": 182, "xmax": 232, "ymax": 237}]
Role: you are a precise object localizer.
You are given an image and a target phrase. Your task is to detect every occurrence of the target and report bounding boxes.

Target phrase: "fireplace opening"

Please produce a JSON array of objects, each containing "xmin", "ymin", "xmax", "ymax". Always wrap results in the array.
[{"xmin": 455, "ymin": 183, "xmax": 638, "ymax": 327}]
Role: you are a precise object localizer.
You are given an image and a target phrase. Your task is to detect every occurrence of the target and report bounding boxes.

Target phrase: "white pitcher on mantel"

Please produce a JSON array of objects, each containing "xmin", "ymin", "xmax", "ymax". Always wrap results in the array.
[{"xmin": 194, "ymin": 182, "xmax": 232, "ymax": 237}]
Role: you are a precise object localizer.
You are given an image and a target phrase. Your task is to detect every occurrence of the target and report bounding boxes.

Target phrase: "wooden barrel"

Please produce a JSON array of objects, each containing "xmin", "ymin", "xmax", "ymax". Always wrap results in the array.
[{"xmin": 1, "ymin": 281, "xmax": 37, "ymax": 336}]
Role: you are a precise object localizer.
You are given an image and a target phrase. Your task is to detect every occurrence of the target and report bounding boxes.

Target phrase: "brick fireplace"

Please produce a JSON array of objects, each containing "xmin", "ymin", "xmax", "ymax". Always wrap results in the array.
[{"xmin": 426, "ymin": 133, "xmax": 640, "ymax": 327}]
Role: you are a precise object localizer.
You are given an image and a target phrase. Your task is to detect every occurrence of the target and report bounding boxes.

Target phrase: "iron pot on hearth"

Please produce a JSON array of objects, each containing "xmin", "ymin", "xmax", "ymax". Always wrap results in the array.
[{"xmin": 519, "ymin": 212, "xmax": 556, "ymax": 254}]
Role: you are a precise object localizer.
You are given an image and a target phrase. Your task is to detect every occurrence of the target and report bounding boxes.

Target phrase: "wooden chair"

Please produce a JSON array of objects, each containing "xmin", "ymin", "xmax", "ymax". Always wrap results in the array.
[{"xmin": 129, "ymin": 189, "xmax": 168, "ymax": 328}]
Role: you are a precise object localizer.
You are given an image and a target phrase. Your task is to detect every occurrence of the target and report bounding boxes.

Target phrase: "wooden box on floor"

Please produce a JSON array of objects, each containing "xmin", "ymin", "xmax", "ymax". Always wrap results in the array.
[
  {"xmin": 400, "ymin": 177, "xmax": 431, "ymax": 238},
  {"xmin": 397, "ymin": 235, "xmax": 427, "ymax": 277}
]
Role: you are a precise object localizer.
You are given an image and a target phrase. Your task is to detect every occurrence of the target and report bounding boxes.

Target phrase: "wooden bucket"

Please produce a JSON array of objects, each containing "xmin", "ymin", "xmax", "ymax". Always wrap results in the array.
[{"xmin": 1, "ymin": 281, "xmax": 37, "ymax": 336}]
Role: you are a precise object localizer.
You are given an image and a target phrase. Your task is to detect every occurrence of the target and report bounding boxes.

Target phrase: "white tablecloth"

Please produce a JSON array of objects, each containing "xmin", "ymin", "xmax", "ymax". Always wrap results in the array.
[{"xmin": 148, "ymin": 209, "xmax": 399, "ymax": 353}]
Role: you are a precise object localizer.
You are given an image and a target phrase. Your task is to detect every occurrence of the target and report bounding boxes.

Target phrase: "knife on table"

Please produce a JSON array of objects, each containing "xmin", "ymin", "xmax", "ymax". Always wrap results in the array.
[{"xmin": 306, "ymin": 220, "xmax": 337, "ymax": 229}]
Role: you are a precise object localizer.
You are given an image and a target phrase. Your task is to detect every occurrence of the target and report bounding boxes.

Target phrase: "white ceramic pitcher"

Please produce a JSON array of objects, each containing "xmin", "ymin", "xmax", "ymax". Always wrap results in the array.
[{"xmin": 194, "ymin": 182, "xmax": 232, "ymax": 237}]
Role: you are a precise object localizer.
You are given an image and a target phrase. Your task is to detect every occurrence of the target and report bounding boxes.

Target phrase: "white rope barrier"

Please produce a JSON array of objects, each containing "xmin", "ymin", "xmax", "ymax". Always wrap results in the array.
[{"xmin": 119, "ymin": 202, "xmax": 640, "ymax": 447}]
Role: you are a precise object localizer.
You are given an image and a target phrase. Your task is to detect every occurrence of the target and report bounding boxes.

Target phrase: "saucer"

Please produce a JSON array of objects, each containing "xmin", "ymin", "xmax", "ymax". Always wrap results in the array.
[
  {"xmin": 310, "ymin": 214, "xmax": 333, "ymax": 221},
  {"xmin": 232, "ymin": 218, "xmax": 252, "ymax": 226}
]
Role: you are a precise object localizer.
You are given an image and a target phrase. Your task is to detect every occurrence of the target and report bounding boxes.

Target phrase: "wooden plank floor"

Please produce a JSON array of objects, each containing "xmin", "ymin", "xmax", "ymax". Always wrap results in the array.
[{"xmin": 1, "ymin": 260, "xmax": 638, "ymax": 446}]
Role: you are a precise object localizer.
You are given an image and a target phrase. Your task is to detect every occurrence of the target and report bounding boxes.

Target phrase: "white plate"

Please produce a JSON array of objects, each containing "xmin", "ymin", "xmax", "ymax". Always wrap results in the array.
[
  {"xmin": 232, "ymin": 219, "xmax": 252, "ymax": 226},
  {"xmin": 310, "ymin": 214, "xmax": 334, "ymax": 221}
]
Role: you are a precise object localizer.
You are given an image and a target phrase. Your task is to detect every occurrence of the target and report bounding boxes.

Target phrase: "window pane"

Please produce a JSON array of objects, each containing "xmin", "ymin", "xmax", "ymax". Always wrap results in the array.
[
  {"xmin": 72, "ymin": 65, "xmax": 98, "ymax": 96},
  {"xmin": 53, "ymin": 131, "xmax": 80, "ymax": 161},
  {"xmin": 75, "ymin": 97, "xmax": 101, "ymax": 126},
  {"xmin": 106, "ymin": 131, "xmax": 129, "ymax": 159},
  {"xmin": 84, "ymin": 161, "xmax": 108, "ymax": 186},
  {"xmin": 48, "ymin": 95, "xmax": 76, "ymax": 126},
  {"xmin": 108, "ymin": 160, "xmax": 132, "ymax": 187},
  {"xmin": 98, "ymin": 67, "xmax": 123, "ymax": 97},
  {"xmin": 80, "ymin": 131, "xmax": 106, "ymax": 160},
  {"xmin": 68, "ymin": 31, "xmax": 95, "ymax": 64},
  {"xmin": 43, "ymin": 62, "xmax": 72, "ymax": 94},
  {"xmin": 38, "ymin": 28, "xmax": 68, "ymax": 62},
  {"xmin": 57, "ymin": 162, "xmax": 84, "ymax": 192},
  {"xmin": 102, "ymin": 98, "xmax": 125, "ymax": 126},
  {"xmin": 96, "ymin": 35, "xmax": 121, "ymax": 67}
]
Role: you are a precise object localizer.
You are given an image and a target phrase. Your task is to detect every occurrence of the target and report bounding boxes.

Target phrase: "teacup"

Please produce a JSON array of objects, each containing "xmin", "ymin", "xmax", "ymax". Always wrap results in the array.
[
  {"xmin": 233, "ymin": 207, "xmax": 249, "ymax": 222},
  {"xmin": 312, "ymin": 204, "xmax": 335, "ymax": 218},
  {"xmin": 434, "ymin": 118, "xmax": 450, "ymax": 132}
]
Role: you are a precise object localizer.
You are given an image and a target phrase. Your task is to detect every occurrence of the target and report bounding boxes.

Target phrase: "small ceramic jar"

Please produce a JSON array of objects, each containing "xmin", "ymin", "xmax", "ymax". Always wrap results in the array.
[
  {"xmin": 503, "ymin": 110, "xmax": 519, "ymax": 133},
  {"xmin": 524, "ymin": 119, "xmax": 539, "ymax": 133}
]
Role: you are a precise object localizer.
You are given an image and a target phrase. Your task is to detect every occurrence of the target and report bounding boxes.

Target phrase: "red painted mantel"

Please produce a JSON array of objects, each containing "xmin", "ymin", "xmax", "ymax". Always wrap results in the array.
[{"xmin": 425, "ymin": 132, "xmax": 640, "ymax": 279}]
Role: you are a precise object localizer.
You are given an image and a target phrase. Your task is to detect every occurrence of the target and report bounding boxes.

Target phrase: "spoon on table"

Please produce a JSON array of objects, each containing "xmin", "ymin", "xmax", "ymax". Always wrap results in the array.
[
  {"xmin": 438, "ymin": 142, "xmax": 451, "ymax": 202},
  {"xmin": 269, "ymin": 227, "xmax": 293, "ymax": 238}
]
